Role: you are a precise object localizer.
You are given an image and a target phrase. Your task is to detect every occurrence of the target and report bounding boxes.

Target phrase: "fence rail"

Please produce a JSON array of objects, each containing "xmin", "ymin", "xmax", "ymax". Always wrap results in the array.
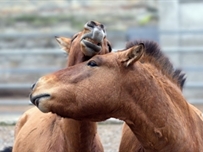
[
  {"xmin": 0, "ymin": 30, "xmax": 203, "ymax": 104},
  {"xmin": 160, "ymin": 29, "xmax": 203, "ymax": 35},
  {"xmin": 0, "ymin": 32, "xmax": 73, "ymax": 39},
  {"xmin": 0, "ymin": 49, "xmax": 65, "ymax": 55}
]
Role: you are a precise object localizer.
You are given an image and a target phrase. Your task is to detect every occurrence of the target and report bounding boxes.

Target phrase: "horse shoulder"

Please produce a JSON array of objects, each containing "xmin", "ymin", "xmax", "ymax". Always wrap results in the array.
[
  {"xmin": 13, "ymin": 107, "xmax": 67, "ymax": 152},
  {"xmin": 14, "ymin": 107, "xmax": 37, "ymax": 138}
]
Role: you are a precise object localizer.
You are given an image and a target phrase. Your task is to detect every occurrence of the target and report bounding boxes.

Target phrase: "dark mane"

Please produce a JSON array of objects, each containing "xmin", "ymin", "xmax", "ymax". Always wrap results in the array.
[{"xmin": 126, "ymin": 40, "xmax": 186, "ymax": 89}]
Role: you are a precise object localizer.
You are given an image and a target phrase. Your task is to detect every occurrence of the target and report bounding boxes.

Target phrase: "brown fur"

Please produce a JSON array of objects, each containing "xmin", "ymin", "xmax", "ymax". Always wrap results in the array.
[
  {"xmin": 13, "ymin": 21, "xmax": 111, "ymax": 152},
  {"xmin": 30, "ymin": 42, "xmax": 203, "ymax": 152},
  {"xmin": 119, "ymin": 40, "xmax": 203, "ymax": 152},
  {"xmin": 126, "ymin": 40, "xmax": 186, "ymax": 89}
]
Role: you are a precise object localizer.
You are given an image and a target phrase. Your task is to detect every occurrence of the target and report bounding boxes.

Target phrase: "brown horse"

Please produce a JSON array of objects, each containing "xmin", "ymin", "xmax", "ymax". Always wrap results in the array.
[
  {"xmin": 118, "ymin": 41, "xmax": 203, "ymax": 152},
  {"xmin": 13, "ymin": 21, "xmax": 111, "ymax": 152},
  {"xmin": 30, "ymin": 41, "xmax": 203, "ymax": 152}
]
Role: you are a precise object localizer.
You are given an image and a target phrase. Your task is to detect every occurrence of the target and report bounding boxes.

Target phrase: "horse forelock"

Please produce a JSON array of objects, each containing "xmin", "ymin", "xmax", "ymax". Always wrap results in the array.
[{"xmin": 126, "ymin": 40, "xmax": 186, "ymax": 89}]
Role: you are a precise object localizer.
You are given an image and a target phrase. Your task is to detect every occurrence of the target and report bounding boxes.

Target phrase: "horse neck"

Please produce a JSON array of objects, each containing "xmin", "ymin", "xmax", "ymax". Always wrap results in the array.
[
  {"xmin": 119, "ymin": 67, "xmax": 203, "ymax": 151},
  {"xmin": 64, "ymin": 52, "xmax": 101, "ymax": 152},
  {"xmin": 67, "ymin": 52, "xmax": 90, "ymax": 66},
  {"xmin": 62, "ymin": 118, "xmax": 101, "ymax": 152}
]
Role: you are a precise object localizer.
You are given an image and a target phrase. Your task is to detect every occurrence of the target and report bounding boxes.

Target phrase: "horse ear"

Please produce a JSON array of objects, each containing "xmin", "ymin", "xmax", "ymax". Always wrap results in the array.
[
  {"xmin": 120, "ymin": 43, "xmax": 144, "ymax": 67},
  {"xmin": 55, "ymin": 36, "xmax": 71, "ymax": 54}
]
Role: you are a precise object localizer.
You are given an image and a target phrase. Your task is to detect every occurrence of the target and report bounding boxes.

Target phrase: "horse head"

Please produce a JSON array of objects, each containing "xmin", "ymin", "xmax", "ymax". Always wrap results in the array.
[
  {"xmin": 55, "ymin": 21, "xmax": 112, "ymax": 66},
  {"xmin": 30, "ymin": 44, "xmax": 144, "ymax": 121}
]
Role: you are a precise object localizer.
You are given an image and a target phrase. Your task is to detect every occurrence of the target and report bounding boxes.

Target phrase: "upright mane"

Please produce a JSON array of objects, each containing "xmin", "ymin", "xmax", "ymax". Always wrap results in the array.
[{"xmin": 126, "ymin": 40, "xmax": 186, "ymax": 89}]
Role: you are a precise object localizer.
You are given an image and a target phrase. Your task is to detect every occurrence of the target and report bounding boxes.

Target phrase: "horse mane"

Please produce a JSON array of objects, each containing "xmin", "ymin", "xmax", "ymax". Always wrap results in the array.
[{"xmin": 126, "ymin": 40, "xmax": 186, "ymax": 90}]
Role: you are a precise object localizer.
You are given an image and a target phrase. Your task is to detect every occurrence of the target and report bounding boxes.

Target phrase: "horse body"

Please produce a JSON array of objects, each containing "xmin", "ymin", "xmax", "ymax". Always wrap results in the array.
[
  {"xmin": 119, "ymin": 103, "xmax": 203, "ymax": 152},
  {"xmin": 119, "ymin": 41, "xmax": 203, "ymax": 152},
  {"xmin": 13, "ymin": 21, "xmax": 111, "ymax": 152},
  {"xmin": 14, "ymin": 108, "xmax": 102, "ymax": 152},
  {"xmin": 30, "ymin": 41, "xmax": 203, "ymax": 152},
  {"xmin": 14, "ymin": 108, "xmax": 66, "ymax": 152}
]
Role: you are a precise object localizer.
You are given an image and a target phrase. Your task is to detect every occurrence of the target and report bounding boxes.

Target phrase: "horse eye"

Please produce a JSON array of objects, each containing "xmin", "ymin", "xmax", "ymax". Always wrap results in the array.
[{"xmin": 87, "ymin": 60, "xmax": 98, "ymax": 67}]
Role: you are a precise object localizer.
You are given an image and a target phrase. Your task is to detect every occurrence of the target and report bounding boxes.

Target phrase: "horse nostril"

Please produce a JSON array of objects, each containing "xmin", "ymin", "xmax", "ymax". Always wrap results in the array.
[
  {"xmin": 31, "ymin": 83, "xmax": 36, "ymax": 90},
  {"xmin": 87, "ymin": 22, "xmax": 94, "ymax": 28}
]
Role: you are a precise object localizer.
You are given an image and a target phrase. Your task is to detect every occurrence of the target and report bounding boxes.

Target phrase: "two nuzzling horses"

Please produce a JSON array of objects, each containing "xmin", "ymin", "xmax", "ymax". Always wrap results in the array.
[
  {"xmin": 15, "ymin": 21, "xmax": 203, "ymax": 152},
  {"xmin": 30, "ymin": 40, "xmax": 203, "ymax": 151},
  {"xmin": 13, "ymin": 21, "xmax": 111, "ymax": 152}
]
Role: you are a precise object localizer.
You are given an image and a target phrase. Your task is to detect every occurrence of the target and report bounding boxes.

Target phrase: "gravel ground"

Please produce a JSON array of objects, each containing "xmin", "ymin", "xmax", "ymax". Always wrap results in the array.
[
  {"xmin": 98, "ymin": 124, "xmax": 123, "ymax": 152},
  {"xmin": 0, "ymin": 126, "xmax": 14, "ymax": 151},
  {"xmin": 0, "ymin": 123, "xmax": 123, "ymax": 152}
]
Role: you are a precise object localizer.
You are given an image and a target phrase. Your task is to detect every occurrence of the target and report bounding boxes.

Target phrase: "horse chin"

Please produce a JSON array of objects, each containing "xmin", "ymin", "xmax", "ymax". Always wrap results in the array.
[
  {"xmin": 30, "ymin": 93, "xmax": 51, "ymax": 113},
  {"xmin": 38, "ymin": 104, "xmax": 50, "ymax": 113}
]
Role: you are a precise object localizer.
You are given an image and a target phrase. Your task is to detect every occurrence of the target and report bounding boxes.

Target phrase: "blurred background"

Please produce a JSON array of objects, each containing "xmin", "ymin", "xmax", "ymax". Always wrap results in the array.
[{"xmin": 0, "ymin": 0, "xmax": 203, "ymax": 151}]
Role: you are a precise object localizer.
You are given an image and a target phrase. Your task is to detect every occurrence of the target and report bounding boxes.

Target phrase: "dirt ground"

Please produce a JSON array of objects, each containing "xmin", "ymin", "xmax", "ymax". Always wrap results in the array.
[
  {"xmin": 1, "ymin": 104, "xmax": 203, "ymax": 151},
  {"xmin": 0, "ymin": 123, "xmax": 123, "ymax": 152}
]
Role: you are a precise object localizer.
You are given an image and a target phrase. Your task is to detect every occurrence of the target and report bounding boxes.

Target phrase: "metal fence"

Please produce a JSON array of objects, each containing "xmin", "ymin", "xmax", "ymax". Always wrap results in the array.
[{"xmin": 0, "ymin": 30, "xmax": 203, "ymax": 106}]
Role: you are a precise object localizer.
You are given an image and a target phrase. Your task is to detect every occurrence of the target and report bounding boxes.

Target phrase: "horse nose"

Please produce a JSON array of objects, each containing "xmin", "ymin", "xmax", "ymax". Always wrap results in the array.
[
  {"xmin": 92, "ymin": 27, "xmax": 106, "ymax": 43},
  {"xmin": 31, "ymin": 83, "xmax": 36, "ymax": 90}
]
